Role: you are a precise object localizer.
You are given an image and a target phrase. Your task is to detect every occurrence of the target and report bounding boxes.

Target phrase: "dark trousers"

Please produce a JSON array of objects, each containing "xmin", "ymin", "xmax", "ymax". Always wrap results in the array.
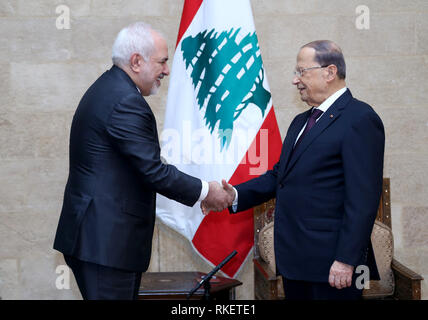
[
  {"xmin": 282, "ymin": 277, "xmax": 363, "ymax": 300},
  {"xmin": 64, "ymin": 255, "xmax": 142, "ymax": 300}
]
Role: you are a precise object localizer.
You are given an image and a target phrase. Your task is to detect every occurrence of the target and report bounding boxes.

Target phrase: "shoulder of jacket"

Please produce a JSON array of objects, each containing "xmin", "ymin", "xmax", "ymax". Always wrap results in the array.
[
  {"xmin": 345, "ymin": 98, "xmax": 384, "ymax": 132},
  {"xmin": 346, "ymin": 97, "xmax": 379, "ymax": 119},
  {"xmin": 115, "ymin": 92, "xmax": 152, "ymax": 114}
]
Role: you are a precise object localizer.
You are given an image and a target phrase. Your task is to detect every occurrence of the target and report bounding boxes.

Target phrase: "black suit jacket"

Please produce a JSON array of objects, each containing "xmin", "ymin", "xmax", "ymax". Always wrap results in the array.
[
  {"xmin": 54, "ymin": 65, "xmax": 202, "ymax": 271},
  {"xmin": 233, "ymin": 89, "xmax": 384, "ymax": 282}
]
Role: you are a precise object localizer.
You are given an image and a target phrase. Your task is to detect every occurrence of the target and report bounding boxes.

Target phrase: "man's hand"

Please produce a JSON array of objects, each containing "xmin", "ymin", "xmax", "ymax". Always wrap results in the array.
[
  {"xmin": 328, "ymin": 260, "xmax": 354, "ymax": 289},
  {"xmin": 221, "ymin": 179, "xmax": 236, "ymax": 202},
  {"xmin": 201, "ymin": 180, "xmax": 235, "ymax": 215}
]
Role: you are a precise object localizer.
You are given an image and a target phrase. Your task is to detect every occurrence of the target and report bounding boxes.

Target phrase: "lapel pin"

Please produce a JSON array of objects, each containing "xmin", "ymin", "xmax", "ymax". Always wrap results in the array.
[{"xmin": 330, "ymin": 114, "xmax": 334, "ymax": 118}]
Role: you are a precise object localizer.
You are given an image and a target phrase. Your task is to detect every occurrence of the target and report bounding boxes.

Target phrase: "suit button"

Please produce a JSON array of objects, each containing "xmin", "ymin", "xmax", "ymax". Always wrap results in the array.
[{"xmin": 279, "ymin": 183, "xmax": 284, "ymax": 188}]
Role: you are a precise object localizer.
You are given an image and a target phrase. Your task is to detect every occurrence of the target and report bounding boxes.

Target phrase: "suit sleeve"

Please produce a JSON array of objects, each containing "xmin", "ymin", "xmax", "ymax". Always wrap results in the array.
[
  {"xmin": 335, "ymin": 111, "xmax": 385, "ymax": 266},
  {"xmin": 231, "ymin": 161, "xmax": 280, "ymax": 213},
  {"xmin": 230, "ymin": 114, "xmax": 302, "ymax": 214},
  {"xmin": 106, "ymin": 93, "xmax": 202, "ymax": 207}
]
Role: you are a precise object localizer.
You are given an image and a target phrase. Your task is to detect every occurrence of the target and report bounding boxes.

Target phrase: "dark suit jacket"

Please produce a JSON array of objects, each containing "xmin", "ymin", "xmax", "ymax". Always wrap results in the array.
[
  {"xmin": 54, "ymin": 65, "xmax": 202, "ymax": 272},
  {"xmin": 233, "ymin": 89, "xmax": 384, "ymax": 282}
]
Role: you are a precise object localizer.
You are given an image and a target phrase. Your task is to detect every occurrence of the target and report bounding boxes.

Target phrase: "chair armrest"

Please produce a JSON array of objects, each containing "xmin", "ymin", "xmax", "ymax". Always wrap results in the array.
[
  {"xmin": 253, "ymin": 258, "xmax": 277, "ymax": 281},
  {"xmin": 253, "ymin": 258, "xmax": 283, "ymax": 300},
  {"xmin": 391, "ymin": 258, "xmax": 423, "ymax": 300}
]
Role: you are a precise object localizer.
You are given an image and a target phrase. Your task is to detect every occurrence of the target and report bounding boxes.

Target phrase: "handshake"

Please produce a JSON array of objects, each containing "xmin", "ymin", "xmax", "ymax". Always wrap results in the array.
[{"xmin": 201, "ymin": 180, "xmax": 236, "ymax": 215}]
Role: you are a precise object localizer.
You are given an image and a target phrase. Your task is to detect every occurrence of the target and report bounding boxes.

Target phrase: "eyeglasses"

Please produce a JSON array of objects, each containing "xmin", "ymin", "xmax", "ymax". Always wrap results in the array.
[{"xmin": 293, "ymin": 65, "xmax": 328, "ymax": 78}]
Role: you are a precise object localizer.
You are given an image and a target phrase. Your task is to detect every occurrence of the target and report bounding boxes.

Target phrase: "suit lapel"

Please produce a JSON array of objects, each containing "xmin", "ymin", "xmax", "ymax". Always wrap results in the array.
[
  {"xmin": 278, "ymin": 110, "xmax": 311, "ymax": 177},
  {"xmin": 280, "ymin": 89, "xmax": 353, "ymax": 181}
]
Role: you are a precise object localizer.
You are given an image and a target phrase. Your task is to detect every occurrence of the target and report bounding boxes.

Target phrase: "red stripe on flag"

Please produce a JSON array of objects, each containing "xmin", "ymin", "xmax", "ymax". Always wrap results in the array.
[
  {"xmin": 192, "ymin": 107, "xmax": 282, "ymax": 277},
  {"xmin": 176, "ymin": 0, "xmax": 203, "ymax": 47}
]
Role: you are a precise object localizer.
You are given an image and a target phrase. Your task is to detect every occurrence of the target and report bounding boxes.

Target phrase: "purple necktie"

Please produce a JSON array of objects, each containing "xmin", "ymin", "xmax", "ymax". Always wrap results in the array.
[{"xmin": 293, "ymin": 108, "xmax": 324, "ymax": 150}]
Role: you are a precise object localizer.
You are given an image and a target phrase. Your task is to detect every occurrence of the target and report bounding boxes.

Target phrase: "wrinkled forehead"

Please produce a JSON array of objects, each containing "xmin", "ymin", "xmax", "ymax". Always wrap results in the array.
[
  {"xmin": 296, "ymin": 47, "xmax": 317, "ymax": 67},
  {"xmin": 150, "ymin": 31, "xmax": 168, "ymax": 59}
]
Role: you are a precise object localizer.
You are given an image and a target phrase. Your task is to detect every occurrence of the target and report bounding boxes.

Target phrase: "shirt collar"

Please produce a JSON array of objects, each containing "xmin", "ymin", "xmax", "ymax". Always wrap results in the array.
[{"xmin": 313, "ymin": 87, "xmax": 347, "ymax": 113}]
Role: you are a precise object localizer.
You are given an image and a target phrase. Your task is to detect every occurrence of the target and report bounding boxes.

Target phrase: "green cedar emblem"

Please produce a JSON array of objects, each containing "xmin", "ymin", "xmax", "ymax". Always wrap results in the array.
[{"xmin": 181, "ymin": 28, "xmax": 271, "ymax": 150}]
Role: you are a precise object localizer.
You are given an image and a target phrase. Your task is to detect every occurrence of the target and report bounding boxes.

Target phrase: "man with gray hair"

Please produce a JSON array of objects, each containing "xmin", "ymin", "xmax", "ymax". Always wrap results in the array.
[
  {"xmin": 53, "ymin": 22, "xmax": 233, "ymax": 300},
  {"xmin": 218, "ymin": 40, "xmax": 385, "ymax": 300}
]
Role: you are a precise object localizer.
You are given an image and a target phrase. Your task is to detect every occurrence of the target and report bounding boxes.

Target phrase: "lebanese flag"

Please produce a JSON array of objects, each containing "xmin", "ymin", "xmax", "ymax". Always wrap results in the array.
[{"xmin": 156, "ymin": 0, "xmax": 282, "ymax": 277}]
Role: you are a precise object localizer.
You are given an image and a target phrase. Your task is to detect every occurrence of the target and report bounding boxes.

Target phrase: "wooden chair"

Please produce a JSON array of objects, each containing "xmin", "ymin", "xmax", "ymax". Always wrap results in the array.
[{"xmin": 253, "ymin": 178, "xmax": 424, "ymax": 300}]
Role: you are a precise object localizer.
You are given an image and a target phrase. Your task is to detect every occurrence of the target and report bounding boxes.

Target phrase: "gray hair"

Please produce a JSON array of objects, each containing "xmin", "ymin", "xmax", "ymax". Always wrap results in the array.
[
  {"xmin": 302, "ymin": 40, "xmax": 346, "ymax": 79},
  {"xmin": 111, "ymin": 22, "xmax": 155, "ymax": 67}
]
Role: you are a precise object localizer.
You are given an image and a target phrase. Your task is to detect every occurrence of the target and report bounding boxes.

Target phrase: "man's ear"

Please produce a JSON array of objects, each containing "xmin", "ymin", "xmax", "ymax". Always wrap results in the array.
[
  {"xmin": 129, "ymin": 53, "xmax": 143, "ymax": 72},
  {"xmin": 325, "ymin": 64, "xmax": 338, "ymax": 82}
]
